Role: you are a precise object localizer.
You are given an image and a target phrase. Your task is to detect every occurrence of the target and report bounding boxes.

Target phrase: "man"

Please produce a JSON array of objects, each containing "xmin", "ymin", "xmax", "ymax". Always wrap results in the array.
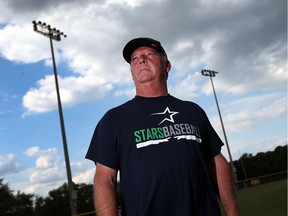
[{"xmin": 86, "ymin": 37, "xmax": 239, "ymax": 216}]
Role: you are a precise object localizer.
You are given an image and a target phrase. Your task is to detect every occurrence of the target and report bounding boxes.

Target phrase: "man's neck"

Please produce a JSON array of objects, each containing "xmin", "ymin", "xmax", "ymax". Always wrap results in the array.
[{"xmin": 135, "ymin": 82, "xmax": 168, "ymax": 97}]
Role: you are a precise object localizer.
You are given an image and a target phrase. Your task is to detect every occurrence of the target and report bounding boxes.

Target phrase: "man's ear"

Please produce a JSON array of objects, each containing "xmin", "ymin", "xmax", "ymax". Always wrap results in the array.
[{"xmin": 166, "ymin": 60, "xmax": 171, "ymax": 72}]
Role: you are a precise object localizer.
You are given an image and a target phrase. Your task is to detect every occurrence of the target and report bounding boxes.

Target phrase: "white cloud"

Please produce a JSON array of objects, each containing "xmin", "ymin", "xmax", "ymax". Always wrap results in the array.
[
  {"xmin": 169, "ymin": 72, "xmax": 201, "ymax": 101},
  {"xmin": 25, "ymin": 147, "xmax": 65, "ymax": 194},
  {"xmin": 114, "ymin": 87, "xmax": 135, "ymax": 98},
  {"xmin": 72, "ymin": 161, "xmax": 95, "ymax": 184},
  {"xmin": 25, "ymin": 146, "xmax": 64, "ymax": 183},
  {"xmin": 0, "ymin": 24, "xmax": 50, "ymax": 63},
  {"xmin": 25, "ymin": 146, "xmax": 41, "ymax": 157},
  {"xmin": 210, "ymin": 93, "xmax": 287, "ymax": 134},
  {"xmin": 0, "ymin": 0, "xmax": 284, "ymax": 116},
  {"xmin": 22, "ymin": 73, "xmax": 113, "ymax": 116},
  {"xmin": 16, "ymin": 146, "xmax": 94, "ymax": 196},
  {"xmin": 226, "ymin": 133, "xmax": 287, "ymax": 161},
  {"xmin": 0, "ymin": 154, "xmax": 21, "ymax": 176}
]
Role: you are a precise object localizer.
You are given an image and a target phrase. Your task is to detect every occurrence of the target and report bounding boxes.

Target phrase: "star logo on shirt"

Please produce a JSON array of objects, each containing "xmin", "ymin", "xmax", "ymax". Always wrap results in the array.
[{"xmin": 151, "ymin": 107, "xmax": 179, "ymax": 125}]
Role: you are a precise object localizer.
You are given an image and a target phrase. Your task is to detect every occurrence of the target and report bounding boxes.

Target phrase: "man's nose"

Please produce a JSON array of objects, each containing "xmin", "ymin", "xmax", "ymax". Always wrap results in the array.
[{"xmin": 138, "ymin": 54, "xmax": 147, "ymax": 64}]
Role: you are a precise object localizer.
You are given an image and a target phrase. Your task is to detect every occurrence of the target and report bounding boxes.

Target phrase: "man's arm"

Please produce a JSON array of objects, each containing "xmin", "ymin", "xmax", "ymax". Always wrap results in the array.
[
  {"xmin": 209, "ymin": 153, "xmax": 240, "ymax": 216},
  {"xmin": 94, "ymin": 162, "xmax": 118, "ymax": 216}
]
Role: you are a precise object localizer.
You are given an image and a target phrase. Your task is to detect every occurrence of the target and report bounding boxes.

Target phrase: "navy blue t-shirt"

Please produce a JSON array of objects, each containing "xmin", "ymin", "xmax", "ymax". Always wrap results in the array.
[{"xmin": 86, "ymin": 95, "xmax": 223, "ymax": 216}]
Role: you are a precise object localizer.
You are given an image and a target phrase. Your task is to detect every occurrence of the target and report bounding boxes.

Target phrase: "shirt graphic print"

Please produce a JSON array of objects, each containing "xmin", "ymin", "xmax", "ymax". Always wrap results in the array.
[{"xmin": 133, "ymin": 106, "xmax": 202, "ymax": 149}]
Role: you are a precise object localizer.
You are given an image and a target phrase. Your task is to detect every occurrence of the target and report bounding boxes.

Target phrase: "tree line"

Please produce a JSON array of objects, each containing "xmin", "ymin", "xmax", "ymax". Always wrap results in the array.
[
  {"xmin": 0, "ymin": 145, "xmax": 286, "ymax": 216},
  {"xmin": 233, "ymin": 145, "xmax": 287, "ymax": 182},
  {"xmin": 0, "ymin": 181, "xmax": 96, "ymax": 216}
]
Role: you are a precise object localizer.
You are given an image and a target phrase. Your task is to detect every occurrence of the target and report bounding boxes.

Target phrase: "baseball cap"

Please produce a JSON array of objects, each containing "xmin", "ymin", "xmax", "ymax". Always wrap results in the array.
[{"xmin": 122, "ymin": 37, "xmax": 167, "ymax": 63}]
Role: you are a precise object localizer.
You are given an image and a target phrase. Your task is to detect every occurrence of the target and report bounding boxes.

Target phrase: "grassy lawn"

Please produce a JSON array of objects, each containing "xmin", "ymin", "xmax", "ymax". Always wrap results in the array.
[{"xmin": 221, "ymin": 179, "xmax": 287, "ymax": 216}]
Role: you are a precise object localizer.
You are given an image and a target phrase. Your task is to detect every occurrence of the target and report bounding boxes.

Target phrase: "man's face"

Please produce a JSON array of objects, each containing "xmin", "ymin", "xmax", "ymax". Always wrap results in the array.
[{"xmin": 130, "ymin": 46, "xmax": 171, "ymax": 85}]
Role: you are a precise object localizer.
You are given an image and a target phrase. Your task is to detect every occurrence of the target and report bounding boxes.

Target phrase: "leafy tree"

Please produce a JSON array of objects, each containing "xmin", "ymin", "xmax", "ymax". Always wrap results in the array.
[
  {"xmin": 75, "ymin": 183, "xmax": 94, "ymax": 215},
  {"xmin": 12, "ymin": 191, "xmax": 34, "ymax": 216},
  {"xmin": 0, "ymin": 179, "xmax": 14, "ymax": 216},
  {"xmin": 34, "ymin": 183, "xmax": 71, "ymax": 216},
  {"xmin": 235, "ymin": 145, "xmax": 287, "ymax": 181},
  {"xmin": 0, "ymin": 179, "xmax": 34, "ymax": 216},
  {"xmin": 34, "ymin": 183, "xmax": 95, "ymax": 216},
  {"xmin": 34, "ymin": 196, "xmax": 47, "ymax": 216}
]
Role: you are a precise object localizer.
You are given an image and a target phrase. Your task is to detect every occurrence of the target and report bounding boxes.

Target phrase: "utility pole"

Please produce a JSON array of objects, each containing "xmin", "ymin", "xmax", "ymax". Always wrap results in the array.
[
  {"xmin": 201, "ymin": 69, "xmax": 237, "ymax": 184},
  {"xmin": 32, "ymin": 20, "xmax": 77, "ymax": 215}
]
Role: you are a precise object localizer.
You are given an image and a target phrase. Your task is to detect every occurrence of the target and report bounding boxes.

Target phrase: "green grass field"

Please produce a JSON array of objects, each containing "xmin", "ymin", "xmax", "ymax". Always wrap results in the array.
[{"xmin": 221, "ymin": 179, "xmax": 287, "ymax": 216}]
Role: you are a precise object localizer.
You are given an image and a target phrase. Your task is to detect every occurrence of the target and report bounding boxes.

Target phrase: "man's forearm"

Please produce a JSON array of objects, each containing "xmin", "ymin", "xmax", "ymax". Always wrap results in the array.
[
  {"xmin": 212, "ymin": 154, "xmax": 240, "ymax": 216},
  {"xmin": 94, "ymin": 180, "xmax": 118, "ymax": 216},
  {"xmin": 94, "ymin": 164, "xmax": 118, "ymax": 216}
]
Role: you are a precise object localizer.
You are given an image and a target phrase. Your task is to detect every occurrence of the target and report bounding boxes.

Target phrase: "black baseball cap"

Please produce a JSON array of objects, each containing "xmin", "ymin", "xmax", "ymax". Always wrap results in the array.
[{"xmin": 122, "ymin": 37, "xmax": 167, "ymax": 63}]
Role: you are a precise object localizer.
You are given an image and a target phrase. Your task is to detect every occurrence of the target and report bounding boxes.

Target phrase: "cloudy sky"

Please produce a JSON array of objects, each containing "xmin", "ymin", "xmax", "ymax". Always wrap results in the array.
[{"xmin": 0, "ymin": 0, "xmax": 286, "ymax": 196}]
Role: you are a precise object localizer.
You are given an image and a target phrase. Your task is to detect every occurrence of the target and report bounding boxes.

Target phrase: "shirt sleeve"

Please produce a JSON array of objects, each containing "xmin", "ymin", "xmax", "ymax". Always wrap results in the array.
[
  {"xmin": 208, "ymin": 125, "xmax": 224, "ymax": 158},
  {"xmin": 198, "ymin": 106, "xmax": 224, "ymax": 159},
  {"xmin": 85, "ymin": 111, "xmax": 119, "ymax": 170}
]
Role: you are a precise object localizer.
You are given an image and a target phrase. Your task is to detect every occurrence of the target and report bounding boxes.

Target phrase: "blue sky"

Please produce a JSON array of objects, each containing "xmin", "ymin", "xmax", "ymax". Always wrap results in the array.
[{"xmin": 0, "ymin": 0, "xmax": 286, "ymax": 196}]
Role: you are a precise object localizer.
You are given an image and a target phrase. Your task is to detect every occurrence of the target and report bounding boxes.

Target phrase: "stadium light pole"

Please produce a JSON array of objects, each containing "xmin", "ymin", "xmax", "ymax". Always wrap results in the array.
[
  {"xmin": 201, "ymin": 69, "xmax": 237, "ymax": 183},
  {"xmin": 32, "ymin": 20, "xmax": 77, "ymax": 215}
]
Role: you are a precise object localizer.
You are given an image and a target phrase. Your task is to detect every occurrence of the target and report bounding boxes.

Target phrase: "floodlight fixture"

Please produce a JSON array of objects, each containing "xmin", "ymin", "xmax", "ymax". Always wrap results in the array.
[{"xmin": 32, "ymin": 20, "xmax": 67, "ymax": 41}]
